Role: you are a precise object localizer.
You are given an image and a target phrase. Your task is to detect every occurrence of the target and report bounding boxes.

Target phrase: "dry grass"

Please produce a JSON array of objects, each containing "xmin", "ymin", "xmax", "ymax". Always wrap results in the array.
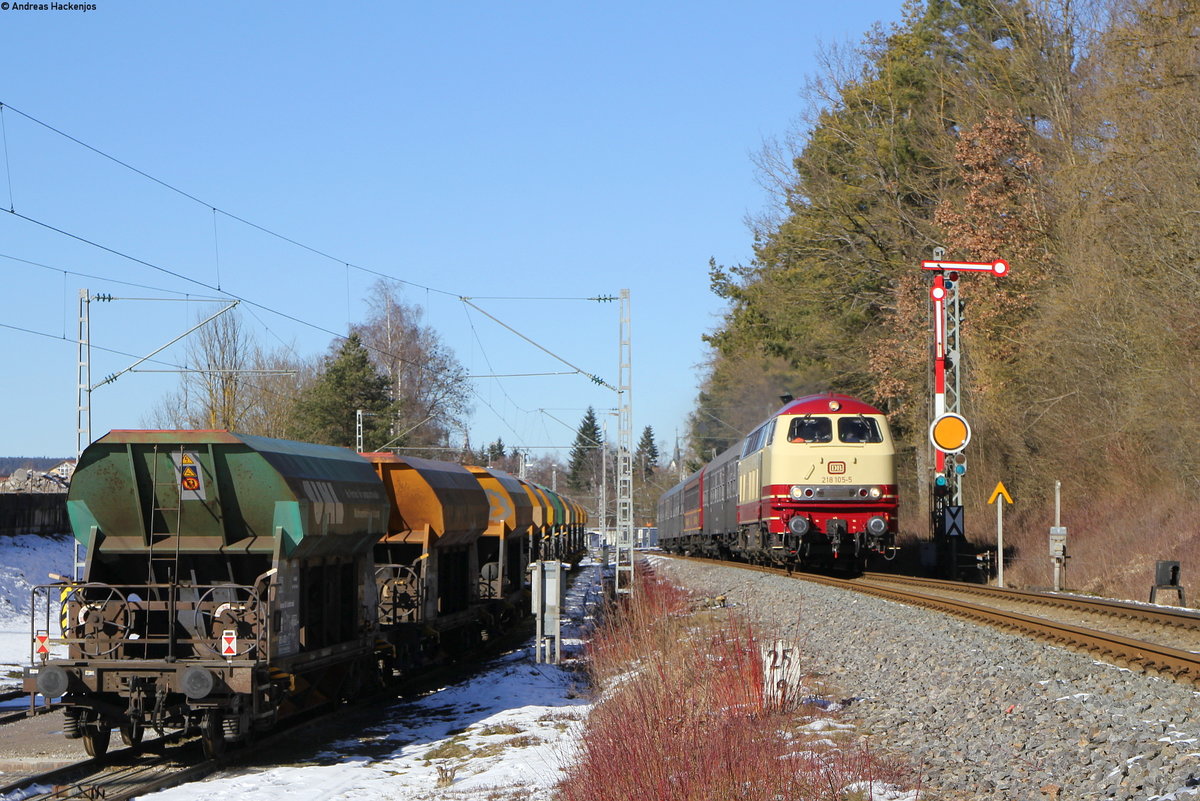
[
  {"xmin": 558, "ymin": 567, "xmax": 916, "ymax": 801},
  {"xmin": 983, "ymin": 468, "xmax": 1197, "ymax": 602}
]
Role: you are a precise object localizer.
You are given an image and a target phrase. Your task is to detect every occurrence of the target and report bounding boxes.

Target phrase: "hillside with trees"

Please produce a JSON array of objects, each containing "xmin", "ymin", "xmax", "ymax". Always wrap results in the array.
[{"xmin": 692, "ymin": 0, "xmax": 1200, "ymax": 598}]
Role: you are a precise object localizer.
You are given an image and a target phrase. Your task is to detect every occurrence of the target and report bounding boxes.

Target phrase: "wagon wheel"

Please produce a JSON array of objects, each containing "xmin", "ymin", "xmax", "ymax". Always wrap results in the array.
[
  {"xmin": 120, "ymin": 720, "xmax": 144, "ymax": 746},
  {"xmin": 65, "ymin": 583, "xmax": 134, "ymax": 657},
  {"xmin": 192, "ymin": 586, "xmax": 262, "ymax": 658},
  {"xmin": 200, "ymin": 711, "xmax": 225, "ymax": 759},
  {"xmin": 82, "ymin": 721, "xmax": 111, "ymax": 757}
]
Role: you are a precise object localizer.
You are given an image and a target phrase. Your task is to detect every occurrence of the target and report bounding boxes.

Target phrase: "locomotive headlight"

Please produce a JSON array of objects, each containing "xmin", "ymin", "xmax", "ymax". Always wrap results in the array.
[
  {"xmin": 866, "ymin": 516, "xmax": 889, "ymax": 536},
  {"xmin": 869, "ymin": 487, "xmax": 882, "ymax": 499},
  {"xmin": 789, "ymin": 485, "xmax": 805, "ymax": 500}
]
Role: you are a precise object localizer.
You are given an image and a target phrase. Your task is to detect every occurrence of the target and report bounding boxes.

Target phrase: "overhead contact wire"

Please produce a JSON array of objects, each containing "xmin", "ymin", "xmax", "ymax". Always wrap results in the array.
[
  {"xmin": 0, "ymin": 103, "xmax": 13, "ymax": 212},
  {"xmin": 4, "ymin": 208, "xmax": 440, "ymax": 378},
  {"xmin": 460, "ymin": 298, "xmax": 616, "ymax": 391},
  {"xmin": 0, "ymin": 101, "xmax": 459, "ymax": 300}
]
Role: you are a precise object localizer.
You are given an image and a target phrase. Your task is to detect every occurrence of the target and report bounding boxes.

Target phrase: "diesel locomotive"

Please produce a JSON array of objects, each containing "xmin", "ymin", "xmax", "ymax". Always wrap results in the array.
[
  {"xmin": 658, "ymin": 393, "xmax": 898, "ymax": 572},
  {"xmin": 24, "ymin": 430, "xmax": 584, "ymax": 758}
]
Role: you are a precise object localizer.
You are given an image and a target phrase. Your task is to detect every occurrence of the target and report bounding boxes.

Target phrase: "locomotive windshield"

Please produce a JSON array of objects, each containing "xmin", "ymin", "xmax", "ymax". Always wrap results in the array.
[
  {"xmin": 787, "ymin": 415, "xmax": 883, "ymax": 444},
  {"xmin": 838, "ymin": 416, "xmax": 883, "ymax": 443},
  {"xmin": 788, "ymin": 417, "xmax": 832, "ymax": 443}
]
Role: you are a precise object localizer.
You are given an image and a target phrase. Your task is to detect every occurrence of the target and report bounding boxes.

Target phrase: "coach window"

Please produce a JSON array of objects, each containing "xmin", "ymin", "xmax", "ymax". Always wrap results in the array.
[
  {"xmin": 838, "ymin": 416, "xmax": 883, "ymax": 444},
  {"xmin": 788, "ymin": 416, "xmax": 832, "ymax": 443}
]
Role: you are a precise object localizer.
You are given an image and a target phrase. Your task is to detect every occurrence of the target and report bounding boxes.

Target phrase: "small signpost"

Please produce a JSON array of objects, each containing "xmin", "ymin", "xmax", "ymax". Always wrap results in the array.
[
  {"xmin": 988, "ymin": 482, "xmax": 1013, "ymax": 587},
  {"xmin": 1050, "ymin": 480, "xmax": 1067, "ymax": 592}
]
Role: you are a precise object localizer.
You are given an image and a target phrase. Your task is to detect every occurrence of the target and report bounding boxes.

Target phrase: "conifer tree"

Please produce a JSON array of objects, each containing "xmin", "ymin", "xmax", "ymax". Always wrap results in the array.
[
  {"xmin": 289, "ymin": 333, "xmax": 395, "ymax": 449},
  {"xmin": 567, "ymin": 407, "xmax": 603, "ymax": 494},
  {"xmin": 634, "ymin": 426, "xmax": 659, "ymax": 480}
]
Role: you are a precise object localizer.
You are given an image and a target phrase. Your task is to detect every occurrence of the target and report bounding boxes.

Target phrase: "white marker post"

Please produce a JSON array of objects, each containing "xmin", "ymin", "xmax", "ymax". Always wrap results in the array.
[{"xmin": 988, "ymin": 482, "xmax": 1013, "ymax": 588}]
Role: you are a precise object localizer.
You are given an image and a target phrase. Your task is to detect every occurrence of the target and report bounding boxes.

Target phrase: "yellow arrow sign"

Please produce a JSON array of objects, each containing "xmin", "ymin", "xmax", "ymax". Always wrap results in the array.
[{"xmin": 988, "ymin": 481, "xmax": 1013, "ymax": 505}]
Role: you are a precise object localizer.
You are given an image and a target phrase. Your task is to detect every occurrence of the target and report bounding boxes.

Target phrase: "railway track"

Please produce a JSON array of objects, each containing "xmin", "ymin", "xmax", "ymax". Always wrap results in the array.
[
  {"xmin": 0, "ymin": 731, "xmax": 199, "ymax": 801},
  {"xmin": 0, "ymin": 689, "xmax": 394, "ymax": 800},
  {"xmin": 0, "ymin": 615, "xmax": 542, "ymax": 800},
  {"xmin": 0, "ymin": 689, "xmax": 56, "ymax": 726},
  {"xmin": 674, "ymin": 556, "xmax": 1200, "ymax": 683}
]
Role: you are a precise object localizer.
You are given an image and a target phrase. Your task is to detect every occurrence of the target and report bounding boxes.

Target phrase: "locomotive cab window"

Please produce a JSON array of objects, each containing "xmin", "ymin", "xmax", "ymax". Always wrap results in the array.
[
  {"xmin": 788, "ymin": 416, "xmax": 832, "ymax": 443},
  {"xmin": 837, "ymin": 416, "xmax": 883, "ymax": 444},
  {"xmin": 742, "ymin": 419, "xmax": 777, "ymax": 456}
]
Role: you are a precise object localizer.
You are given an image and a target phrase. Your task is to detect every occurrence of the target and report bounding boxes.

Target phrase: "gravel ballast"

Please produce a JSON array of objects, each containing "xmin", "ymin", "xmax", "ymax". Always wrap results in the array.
[{"xmin": 651, "ymin": 556, "xmax": 1200, "ymax": 801}]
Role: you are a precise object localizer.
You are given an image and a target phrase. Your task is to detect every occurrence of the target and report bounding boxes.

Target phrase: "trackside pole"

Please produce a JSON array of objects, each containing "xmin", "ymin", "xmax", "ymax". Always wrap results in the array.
[
  {"xmin": 997, "ymin": 496, "xmax": 1004, "ymax": 587},
  {"xmin": 922, "ymin": 252, "xmax": 1009, "ymax": 576},
  {"xmin": 988, "ymin": 482, "xmax": 1013, "ymax": 588}
]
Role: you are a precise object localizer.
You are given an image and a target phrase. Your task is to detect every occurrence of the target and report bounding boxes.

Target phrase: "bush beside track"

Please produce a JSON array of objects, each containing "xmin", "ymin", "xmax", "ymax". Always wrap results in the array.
[{"xmin": 558, "ymin": 565, "xmax": 917, "ymax": 801}]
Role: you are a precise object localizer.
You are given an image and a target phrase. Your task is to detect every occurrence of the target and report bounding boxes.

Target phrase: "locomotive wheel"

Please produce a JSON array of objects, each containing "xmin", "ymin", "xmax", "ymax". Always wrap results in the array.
[
  {"xmin": 201, "ymin": 713, "xmax": 226, "ymax": 759},
  {"xmin": 120, "ymin": 721, "xmax": 144, "ymax": 746},
  {"xmin": 82, "ymin": 723, "xmax": 111, "ymax": 757}
]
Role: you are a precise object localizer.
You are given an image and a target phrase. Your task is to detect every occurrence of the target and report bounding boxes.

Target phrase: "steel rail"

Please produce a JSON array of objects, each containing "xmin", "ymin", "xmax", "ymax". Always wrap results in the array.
[
  {"xmin": 861, "ymin": 572, "xmax": 1200, "ymax": 629},
  {"xmin": 0, "ymin": 690, "xmax": 55, "ymax": 726},
  {"xmin": 671, "ymin": 556, "xmax": 1200, "ymax": 684}
]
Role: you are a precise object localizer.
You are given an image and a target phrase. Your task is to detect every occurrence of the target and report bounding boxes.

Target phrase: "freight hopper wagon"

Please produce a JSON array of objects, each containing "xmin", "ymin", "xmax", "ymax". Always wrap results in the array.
[
  {"xmin": 529, "ymin": 482, "xmax": 584, "ymax": 563},
  {"xmin": 367, "ymin": 454, "xmax": 513, "ymax": 665},
  {"xmin": 465, "ymin": 464, "xmax": 534, "ymax": 606},
  {"xmin": 25, "ymin": 431, "xmax": 391, "ymax": 758},
  {"xmin": 366, "ymin": 454, "xmax": 586, "ymax": 669}
]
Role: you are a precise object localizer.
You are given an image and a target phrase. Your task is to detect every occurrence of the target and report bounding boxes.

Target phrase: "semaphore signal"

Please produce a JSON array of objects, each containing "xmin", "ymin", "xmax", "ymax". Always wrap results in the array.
[{"xmin": 923, "ymin": 248, "xmax": 1009, "ymax": 577}]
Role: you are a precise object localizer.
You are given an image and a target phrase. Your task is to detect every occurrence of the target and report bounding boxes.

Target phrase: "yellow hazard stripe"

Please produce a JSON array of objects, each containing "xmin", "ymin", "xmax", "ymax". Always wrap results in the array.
[{"xmin": 59, "ymin": 584, "xmax": 75, "ymax": 634}]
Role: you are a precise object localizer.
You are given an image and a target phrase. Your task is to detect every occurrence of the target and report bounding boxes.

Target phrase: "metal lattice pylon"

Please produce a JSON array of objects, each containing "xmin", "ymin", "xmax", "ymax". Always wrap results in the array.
[
  {"xmin": 74, "ymin": 289, "xmax": 91, "ymax": 581},
  {"xmin": 944, "ymin": 277, "xmax": 963, "ymax": 506},
  {"xmin": 615, "ymin": 289, "xmax": 634, "ymax": 595}
]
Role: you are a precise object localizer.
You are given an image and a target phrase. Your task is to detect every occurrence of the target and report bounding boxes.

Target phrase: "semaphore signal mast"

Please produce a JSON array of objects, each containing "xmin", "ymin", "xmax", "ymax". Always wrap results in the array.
[{"xmin": 922, "ymin": 249, "xmax": 1009, "ymax": 577}]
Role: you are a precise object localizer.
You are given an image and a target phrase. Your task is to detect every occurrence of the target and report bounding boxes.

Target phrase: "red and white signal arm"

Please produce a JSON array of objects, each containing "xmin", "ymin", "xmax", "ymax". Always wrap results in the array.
[
  {"xmin": 922, "ymin": 258, "xmax": 1009, "ymax": 277},
  {"xmin": 221, "ymin": 629, "xmax": 237, "ymax": 657},
  {"xmin": 929, "ymin": 413, "xmax": 972, "ymax": 453}
]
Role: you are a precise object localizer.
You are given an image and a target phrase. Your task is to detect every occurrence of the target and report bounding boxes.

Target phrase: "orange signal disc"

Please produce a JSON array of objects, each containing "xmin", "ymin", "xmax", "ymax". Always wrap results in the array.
[{"xmin": 930, "ymin": 413, "xmax": 971, "ymax": 453}]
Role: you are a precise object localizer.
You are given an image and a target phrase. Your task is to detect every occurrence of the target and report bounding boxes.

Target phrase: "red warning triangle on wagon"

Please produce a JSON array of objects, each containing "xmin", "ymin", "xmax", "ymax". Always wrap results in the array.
[
  {"xmin": 221, "ymin": 630, "xmax": 237, "ymax": 656},
  {"xmin": 34, "ymin": 633, "xmax": 50, "ymax": 654}
]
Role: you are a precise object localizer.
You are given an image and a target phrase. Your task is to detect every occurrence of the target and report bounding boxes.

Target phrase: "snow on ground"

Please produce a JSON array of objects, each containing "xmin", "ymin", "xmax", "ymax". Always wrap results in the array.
[
  {"xmin": 0, "ymin": 533, "xmax": 74, "ymax": 695},
  {"xmin": 141, "ymin": 646, "xmax": 592, "ymax": 801}
]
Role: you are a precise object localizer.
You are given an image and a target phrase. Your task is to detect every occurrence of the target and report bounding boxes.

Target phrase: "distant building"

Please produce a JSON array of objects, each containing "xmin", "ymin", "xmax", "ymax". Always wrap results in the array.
[{"xmin": 48, "ymin": 460, "xmax": 76, "ymax": 482}]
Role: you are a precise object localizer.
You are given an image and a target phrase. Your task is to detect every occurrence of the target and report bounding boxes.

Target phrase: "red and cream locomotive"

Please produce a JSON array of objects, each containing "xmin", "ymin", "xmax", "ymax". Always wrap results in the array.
[{"xmin": 658, "ymin": 393, "xmax": 898, "ymax": 571}]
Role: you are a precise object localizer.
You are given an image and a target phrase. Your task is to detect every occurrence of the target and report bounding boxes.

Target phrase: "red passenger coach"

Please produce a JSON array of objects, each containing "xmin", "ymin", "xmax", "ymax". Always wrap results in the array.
[{"xmin": 659, "ymin": 393, "xmax": 898, "ymax": 572}]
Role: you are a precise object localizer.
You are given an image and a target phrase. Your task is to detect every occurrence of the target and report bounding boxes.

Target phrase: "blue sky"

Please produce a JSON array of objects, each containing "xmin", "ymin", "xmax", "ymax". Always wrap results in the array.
[{"xmin": 0, "ymin": 1, "xmax": 904, "ymax": 460}]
